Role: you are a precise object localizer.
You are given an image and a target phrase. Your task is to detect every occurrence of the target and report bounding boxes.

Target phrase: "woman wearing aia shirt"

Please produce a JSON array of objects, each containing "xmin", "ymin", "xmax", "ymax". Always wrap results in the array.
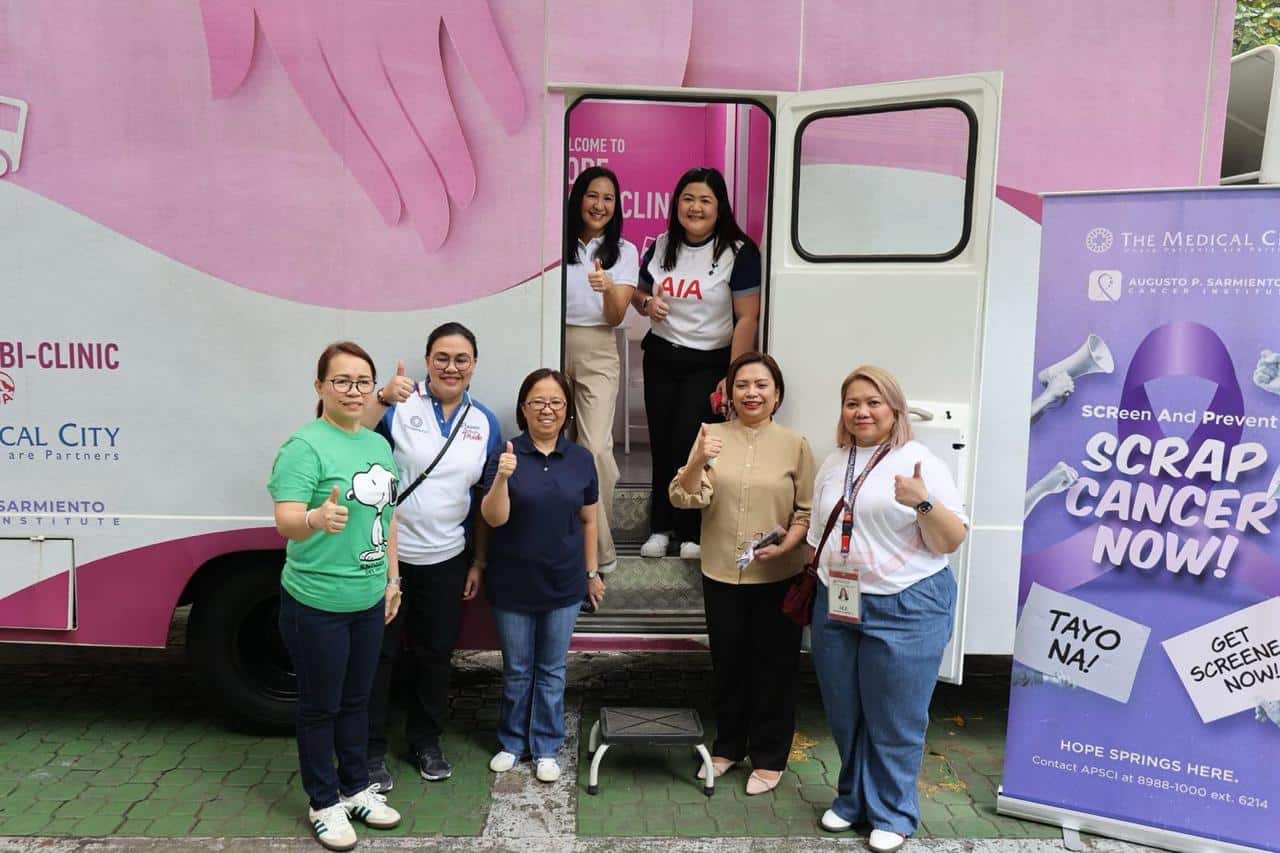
[{"xmin": 632, "ymin": 167, "xmax": 761, "ymax": 561}]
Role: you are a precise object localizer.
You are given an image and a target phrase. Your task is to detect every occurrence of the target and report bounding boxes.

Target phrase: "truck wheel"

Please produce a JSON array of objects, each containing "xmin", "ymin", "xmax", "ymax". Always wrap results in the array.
[{"xmin": 187, "ymin": 565, "xmax": 296, "ymax": 731}]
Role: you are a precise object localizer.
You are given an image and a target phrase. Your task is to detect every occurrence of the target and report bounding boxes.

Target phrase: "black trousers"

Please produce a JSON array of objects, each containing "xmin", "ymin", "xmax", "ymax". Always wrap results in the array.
[
  {"xmin": 701, "ymin": 574, "xmax": 803, "ymax": 771},
  {"xmin": 367, "ymin": 553, "xmax": 469, "ymax": 760},
  {"xmin": 642, "ymin": 333, "xmax": 729, "ymax": 543}
]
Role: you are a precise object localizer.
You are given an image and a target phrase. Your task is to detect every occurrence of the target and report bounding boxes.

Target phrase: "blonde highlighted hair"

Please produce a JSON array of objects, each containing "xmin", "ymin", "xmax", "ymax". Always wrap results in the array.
[{"xmin": 835, "ymin": 365, "xmax": 913, "ymax": 449}]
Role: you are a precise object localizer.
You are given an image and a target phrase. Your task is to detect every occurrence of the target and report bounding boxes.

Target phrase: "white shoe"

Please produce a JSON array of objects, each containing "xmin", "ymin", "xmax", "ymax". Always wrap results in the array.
[
  {"xmin": 340, "ymin": 784, "xmax": 401, "ymax": 829},
  {"xmin": 679, "ymin": 541, "xmax": 701, "ymax": 560},
  {"xmin": 535, "ymin": 758, "xmax": 561, "ymax": 782},
  {"xmin": 489, "ymin": 750, "xmax": 518, "ymax": 772},
  {"xmin": 820, "ymin": 808, "xmax": 852, "ymax": 832},
  {"xmin": 640, "ymin": 533, "xmax": 670, "ymax": 558},
  {"xmin": 597, "ymin": 559, "xmax": 618, "ymax": 575},
  {"xmin": 869, "ymin": 828, "xmax": 906, "ymax": 852},
  {"xmin": 309, "ymin": 803, "xmax": 357, "ymax": 851}
]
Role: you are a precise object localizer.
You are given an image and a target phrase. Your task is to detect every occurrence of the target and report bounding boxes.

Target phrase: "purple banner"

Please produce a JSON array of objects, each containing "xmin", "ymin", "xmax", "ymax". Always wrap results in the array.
[{"xmin": 1003, "ymin": 188, "xmax": 1280, "ymax": 852}]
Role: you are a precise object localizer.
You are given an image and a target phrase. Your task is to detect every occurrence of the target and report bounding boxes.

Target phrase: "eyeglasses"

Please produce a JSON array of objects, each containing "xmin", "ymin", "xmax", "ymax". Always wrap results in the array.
[
  {"xmin": 328, "ymin": 378, "xmax": 375, "ymax": 394},
  {"xmin": 430, "ymin": 354, "xmax": 474, "ymax": 371},
  {"xmin": 523, "ymin": 398, "xmax": 567, "ymax": 412}
]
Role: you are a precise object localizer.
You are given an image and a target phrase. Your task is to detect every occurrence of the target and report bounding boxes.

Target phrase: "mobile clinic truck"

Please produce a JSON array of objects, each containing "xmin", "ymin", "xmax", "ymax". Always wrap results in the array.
[{"xmin": 0, "ymin": 1, "xmax": 1239, "ymax": 726}]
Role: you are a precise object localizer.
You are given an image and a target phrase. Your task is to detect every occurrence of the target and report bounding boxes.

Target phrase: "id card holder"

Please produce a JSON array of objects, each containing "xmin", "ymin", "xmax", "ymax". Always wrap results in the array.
[{"xmin": 827, "ymin": 568, "xmax": 861, "ymax": 624}]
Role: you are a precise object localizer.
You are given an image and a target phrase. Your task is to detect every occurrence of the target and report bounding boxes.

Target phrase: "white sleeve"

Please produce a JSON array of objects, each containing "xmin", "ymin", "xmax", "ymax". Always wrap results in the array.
[
  {"xmin": 921, "ymin": 450, "xmax": 968, "ymax": 526},
  {"xmin": 613, "ymin": 240, "xmax": 640, "ymax": 286},
  {"xmin": 806, "ymin": 451, "xmax": 841, "ymax": 548}
]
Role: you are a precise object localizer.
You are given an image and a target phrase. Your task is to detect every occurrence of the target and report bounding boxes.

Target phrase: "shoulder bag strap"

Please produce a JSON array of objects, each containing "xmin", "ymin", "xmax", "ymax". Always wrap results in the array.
[
  {"xmin": 804, "ymin": 497, "xmax": 845, "ymax": 572},
  {"xmin": 395, "ymin": 401, "xmax": 472, "ymax": 506}
]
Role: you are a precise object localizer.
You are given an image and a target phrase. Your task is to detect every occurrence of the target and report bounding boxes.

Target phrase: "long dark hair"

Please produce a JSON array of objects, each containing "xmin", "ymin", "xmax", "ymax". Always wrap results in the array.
[
  {"xmin": 425, "ymin": 321, "xmax": 478, "ymax": 357},
  {"xmin": 514, "ymin": 368, "xmax": 575, "ymax": 432},
  {"xmin": 315, "ymin": 341, "xmax": 377, "ymax": 418},
  {"xmin": 661, "ymin": 166, "xmax": 750, "ymax": 271},
  {"xmin": 564, "ymin": 166, "xmax": 624, "ymax": 270}
]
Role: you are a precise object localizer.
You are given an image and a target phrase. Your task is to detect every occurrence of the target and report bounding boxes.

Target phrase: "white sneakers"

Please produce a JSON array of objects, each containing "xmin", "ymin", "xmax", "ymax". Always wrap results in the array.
[
  {"xmin": 489, "ymin": 750, "xmax": 518, "ymax": 772},
  {"xmin": 820, "ymin": 808, "xmax": 852, "ymax": 832},
  {"xmin": 639, "ymin": 534, "xmax": 702, "ymax": 560},
  {"xmin": 869, "ymin": 828, "xmax": 907, "ymax": 852},
  {"xmin": 639, "ymin": 532, "xmax": 670, "ymax": 557},
  {"xmin": 308, "ymin": 803, "xmax": 357, "ymax": 851},
  {"xmin": 535, "ymin": 758, "xmax": 561, "ymax": 782},
  {"xmin": 340, "ymin": 784, "xmax": 401, "ymax": 829}
]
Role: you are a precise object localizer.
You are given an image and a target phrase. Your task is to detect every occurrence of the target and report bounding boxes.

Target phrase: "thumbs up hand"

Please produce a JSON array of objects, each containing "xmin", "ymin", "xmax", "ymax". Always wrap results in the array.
[
  {"xmin": 313, "ymin": 485, "xmax": 349, "ymax": 534},
  {"xmin": 894, "ymin": 461, "xmax": 929, "ymax": 508},
  {"xmin": 379, "ymin": 359, "xmax": 415, "ymax": 405},
  {"xmin": 692, "ymin": 423, "xmax": 723, "ymax": 468},
  {"xmin": 587, "ymin": 257, "xmax": 612, "ymax": 293},
  {"xmin": 496, "ymin": 440, "xmax": 518, "ymax": 480}
]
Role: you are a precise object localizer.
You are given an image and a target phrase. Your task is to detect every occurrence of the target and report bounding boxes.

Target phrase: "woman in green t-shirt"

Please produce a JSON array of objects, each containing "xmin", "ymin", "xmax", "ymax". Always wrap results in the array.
[{"xmin": 268, "ymin": 341, "xmax": 403, "ymax": 852}]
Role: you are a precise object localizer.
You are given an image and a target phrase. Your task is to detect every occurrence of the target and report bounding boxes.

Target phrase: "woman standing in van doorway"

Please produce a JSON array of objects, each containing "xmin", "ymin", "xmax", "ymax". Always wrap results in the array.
[
  {"xmin": 670, "ymin": 352, "xmax": 814, "ymax": 796},
  {"xmin": 808, "ymin": 366, "xmax": 968, "ymax": 853},
  {"xmin": 359, "ymin": 322, "xmax": 503, "ymax": 792},
  {"xmin": 563, "ymin": 166, "xmax": 640, "ymax": 577},
  {"xmin": 633, "ymin": 167, "xmax": 761, "ymax": 561},
  {"xmin": 269, "ymin": 341, "xmax": 403, "ymax": 852},
  {"xmin": 480, "ymin": 369, "xmax": 605, "ymax": 783}
]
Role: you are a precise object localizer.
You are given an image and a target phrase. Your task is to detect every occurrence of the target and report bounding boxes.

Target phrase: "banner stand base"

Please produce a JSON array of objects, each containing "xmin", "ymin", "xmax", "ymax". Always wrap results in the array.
[{"xmin": 996, "ymin": 789, "xmax": 1272, "ymax": 853}]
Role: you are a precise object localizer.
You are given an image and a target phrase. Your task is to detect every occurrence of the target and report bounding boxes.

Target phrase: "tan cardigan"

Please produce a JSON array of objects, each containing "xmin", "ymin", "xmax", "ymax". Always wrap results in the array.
[{"xmin": 669, "ymin": 419, "xmax": 815, "ymax": 584}]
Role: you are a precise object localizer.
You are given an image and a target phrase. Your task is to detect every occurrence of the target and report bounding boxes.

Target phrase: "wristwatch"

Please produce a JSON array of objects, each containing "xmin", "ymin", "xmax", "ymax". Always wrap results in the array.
[
  {"xmin": 586, "ymin": 570, "xmax": 599, "ymax": 580},
  {"xmin": 915, "ymin": 497, "xmax": 934, "ymax": 515}
]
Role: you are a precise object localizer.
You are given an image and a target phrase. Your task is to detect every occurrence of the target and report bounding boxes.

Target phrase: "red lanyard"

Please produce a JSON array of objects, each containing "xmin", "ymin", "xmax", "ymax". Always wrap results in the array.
[{"xmin": 839, "ymin": 444, "xmax": 891, "ymax": 557}]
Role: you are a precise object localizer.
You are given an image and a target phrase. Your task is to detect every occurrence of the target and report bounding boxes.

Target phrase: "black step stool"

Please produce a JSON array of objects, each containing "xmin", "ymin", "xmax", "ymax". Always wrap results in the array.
[{"xmin": 586, "ymin": 706, "xmax": 714, "ymax": 796}]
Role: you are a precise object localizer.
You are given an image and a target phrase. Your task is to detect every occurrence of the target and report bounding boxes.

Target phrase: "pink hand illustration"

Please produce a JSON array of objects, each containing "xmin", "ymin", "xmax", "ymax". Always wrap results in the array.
[{"xmin": 199, "ymin": 0, "xmax": 525, "ymax": 250}]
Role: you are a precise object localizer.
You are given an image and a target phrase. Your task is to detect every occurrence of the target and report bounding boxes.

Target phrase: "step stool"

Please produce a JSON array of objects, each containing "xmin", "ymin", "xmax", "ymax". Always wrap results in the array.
[{"xmin": 586, "ymin": 706, "xmax": 715, "ymax": 796}]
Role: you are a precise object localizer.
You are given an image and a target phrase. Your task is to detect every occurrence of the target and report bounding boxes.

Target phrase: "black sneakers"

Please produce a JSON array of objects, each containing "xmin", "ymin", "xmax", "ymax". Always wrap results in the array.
[
  {"xmin": 367, "ymin": 758, "xmax": 394, "ymax": 793},
  {"xmin": 416, "ymin": 745, "xmax": 453, "ymax": 781}
]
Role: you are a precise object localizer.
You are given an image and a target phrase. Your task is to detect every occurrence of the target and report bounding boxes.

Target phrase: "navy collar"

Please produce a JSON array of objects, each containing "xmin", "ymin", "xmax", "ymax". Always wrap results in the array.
[{"xmin": 513, "ymin": 431, "xmax": 568, "ymax": 457}]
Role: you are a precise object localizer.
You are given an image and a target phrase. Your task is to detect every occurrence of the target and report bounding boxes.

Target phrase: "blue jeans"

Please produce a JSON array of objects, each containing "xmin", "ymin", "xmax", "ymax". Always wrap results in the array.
[
  {"xmin": 491, "ymin": 602, "xmax": 579, "ymax": 760},
  {"xmin": 810, "ymin": 568, "xmax": 956, "ymax": 835},
  {"xmin": 278, "ymin": 589, "xmax": 384, "ymax": 809}
]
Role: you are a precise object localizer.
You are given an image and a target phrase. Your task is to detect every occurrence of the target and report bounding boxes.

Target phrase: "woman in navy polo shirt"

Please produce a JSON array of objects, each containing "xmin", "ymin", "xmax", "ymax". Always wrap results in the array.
[{"xmin": 480, "ymin": 368, "xmax": 605, "ymax": 783}]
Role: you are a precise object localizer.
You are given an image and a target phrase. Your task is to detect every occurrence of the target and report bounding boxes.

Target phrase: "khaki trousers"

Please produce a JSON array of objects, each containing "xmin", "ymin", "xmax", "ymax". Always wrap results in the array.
[{"xmin": 564, "ymin": 324, "xmax": 620, "ymax": 566}]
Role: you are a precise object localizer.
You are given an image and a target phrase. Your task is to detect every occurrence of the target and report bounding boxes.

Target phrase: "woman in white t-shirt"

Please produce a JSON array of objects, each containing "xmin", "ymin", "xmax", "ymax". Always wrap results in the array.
[
  {"xmin": 563, "ymin": 166, "xmax": 639, "ymax": 576},
  {"xmin": 807, "ymin": 366, "xmax": 968, "ymax": 853},
  {"xmin": 631, "ymin": 167, "xmax": 761, "ymax": 561}
]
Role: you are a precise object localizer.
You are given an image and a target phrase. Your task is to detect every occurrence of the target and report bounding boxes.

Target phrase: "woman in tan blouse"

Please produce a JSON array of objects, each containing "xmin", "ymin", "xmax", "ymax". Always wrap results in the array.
[{"xmin": 670, "ymin": 352, "xmax": 815, "ymax": 795}]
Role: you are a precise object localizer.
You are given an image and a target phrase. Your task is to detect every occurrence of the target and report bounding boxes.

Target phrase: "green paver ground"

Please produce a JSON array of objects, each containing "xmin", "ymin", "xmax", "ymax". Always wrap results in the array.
[
  {"xmin": 0, "ymin": 650, "xmax": 493, "ymax": 838},
  {"xmin": 574, "ymin": 656, "xmax": 1060, "ymax": 839}
]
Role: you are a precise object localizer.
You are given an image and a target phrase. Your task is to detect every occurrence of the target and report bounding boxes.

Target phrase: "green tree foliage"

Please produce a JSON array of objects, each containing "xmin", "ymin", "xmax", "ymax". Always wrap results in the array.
[{"xmin": 1237, "ymin": 0, "xmax": 1280, "ymax": 53}]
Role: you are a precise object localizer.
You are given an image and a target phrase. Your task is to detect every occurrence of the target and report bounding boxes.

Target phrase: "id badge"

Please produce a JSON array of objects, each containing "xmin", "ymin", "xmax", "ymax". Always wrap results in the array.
[{"xmin": 827, "ymin": 568, "xmax": 861, "ymax": 624}]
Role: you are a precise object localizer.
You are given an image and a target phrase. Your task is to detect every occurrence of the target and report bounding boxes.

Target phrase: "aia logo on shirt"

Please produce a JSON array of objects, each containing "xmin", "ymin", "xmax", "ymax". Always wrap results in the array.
[
  {"xmin": 657, "ymin": 276, "xmax": 702, "ymax": 300},
  {"xmin": 462, "ymin": 425, "xmax": 484, "ymax": 442}
]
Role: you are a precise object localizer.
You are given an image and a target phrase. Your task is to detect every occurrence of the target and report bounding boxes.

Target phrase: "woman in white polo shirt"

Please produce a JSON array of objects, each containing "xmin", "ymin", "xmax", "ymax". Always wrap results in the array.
[
  {"xmin": 807, "ymin": 365, "xmax": 968, "ymax": 852},
  {"xmin": 632, "ymin": 167, "xmax": 761, "ymax": 560},
  {"xmin": 360, "ymin": 322, "xmax": 503, "ymax": 792},
  {"xmin": 563, "ymin": 166, "xmax": 640, "ymax": 576}
]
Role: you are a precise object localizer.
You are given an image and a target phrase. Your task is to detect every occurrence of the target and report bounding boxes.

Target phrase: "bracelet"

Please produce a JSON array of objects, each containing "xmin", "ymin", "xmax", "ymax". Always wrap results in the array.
[
  {"xmin": 387, "ymin": 577, "xmax": 401, "ymax": 587},
  {"xmin": 304, "ymin": 508, "xmax": 316, "ymax": 530},
  {"xmin": 641, "ymin": 295, "xmax": 653, "ymax": 315},
  {"xmin": 375, "ymin": 387, "xmax": 388, "ymax": 406}
]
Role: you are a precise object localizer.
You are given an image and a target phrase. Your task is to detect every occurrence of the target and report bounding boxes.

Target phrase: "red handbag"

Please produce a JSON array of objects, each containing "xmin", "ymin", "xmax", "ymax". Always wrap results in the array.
[{"xmin": 781, "ymin": 498, "xmax": 844, "ymax": 626}]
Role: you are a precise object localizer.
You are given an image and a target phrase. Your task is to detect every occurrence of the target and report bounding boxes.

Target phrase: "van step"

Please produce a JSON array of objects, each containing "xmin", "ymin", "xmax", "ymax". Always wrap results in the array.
[
  {"xmin": 578, "ymin": 555, "xmax": 705, "ymax": 634},
  {"xmin": 609, "ymin": 484, "xmax": 651, "ymax": 545}
]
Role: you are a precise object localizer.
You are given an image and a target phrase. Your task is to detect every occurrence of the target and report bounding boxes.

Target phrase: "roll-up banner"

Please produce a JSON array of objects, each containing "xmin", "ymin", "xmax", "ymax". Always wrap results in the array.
[{"xmin": 999, "ymin": 188, "xmax": 1280, "ymax": 853}]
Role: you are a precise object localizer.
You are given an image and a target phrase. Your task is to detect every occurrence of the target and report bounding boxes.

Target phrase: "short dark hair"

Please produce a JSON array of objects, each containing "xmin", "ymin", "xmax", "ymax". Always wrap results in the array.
[
  {"xmin": 564, "ymin": 166, "xmax": 624, "ymax": 270},
  {"xmin": 315, "ymin": 341, "xmax": 377, "ymax": 417},
  {"xmin": 514, "ymin": 368, "xmax": 575, "ymax": 432},
  {"xmin": 661, "ymin": 166, "xmax": 753, "ymax": 271},
  {"xmin": 425, "ymin": 322, "xmax": 478, "ymax": 357},
  {"xmin": 725, "ymin": 351, "xmax": 785, "ymax": 414}
]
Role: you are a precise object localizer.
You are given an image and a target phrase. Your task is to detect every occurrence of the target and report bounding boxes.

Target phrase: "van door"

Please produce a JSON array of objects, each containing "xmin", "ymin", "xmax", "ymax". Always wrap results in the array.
[{"xmin": 768, "ymin": 74, "xmax": 1002, "ymax": 682}]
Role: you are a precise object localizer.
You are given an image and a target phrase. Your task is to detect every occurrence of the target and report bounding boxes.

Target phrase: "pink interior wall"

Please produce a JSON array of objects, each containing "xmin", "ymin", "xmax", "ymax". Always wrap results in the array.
[{"xmin": 745, "ymin": 106, "xmax": 770, "ymax": 244}]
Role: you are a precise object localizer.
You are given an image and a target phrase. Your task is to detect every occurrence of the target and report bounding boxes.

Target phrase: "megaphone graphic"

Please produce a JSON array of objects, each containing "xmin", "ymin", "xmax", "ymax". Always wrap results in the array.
[{"xmin": 1037, "ymin": 334, "xmax": 1115, "ymax": 385}]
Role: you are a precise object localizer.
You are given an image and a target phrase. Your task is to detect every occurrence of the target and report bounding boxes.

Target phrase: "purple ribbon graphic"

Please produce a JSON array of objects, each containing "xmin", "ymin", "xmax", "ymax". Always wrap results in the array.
[{"xmin": 1020, "ymin": 321, "xmax": 1278, "ymax": 603}]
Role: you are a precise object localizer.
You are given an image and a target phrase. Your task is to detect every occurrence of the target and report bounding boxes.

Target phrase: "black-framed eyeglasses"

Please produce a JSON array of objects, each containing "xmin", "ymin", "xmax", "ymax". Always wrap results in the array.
[
  {"xmin": 430, "ymin": 354, "xmax": 474, "ymax": 371},
  {"xmin": 327, "ymin": 378, "xmax": 375, "ymax": 394},
  {"xmin": 523, "ymin": 398, "xmax": 567, "ymax": 412}
]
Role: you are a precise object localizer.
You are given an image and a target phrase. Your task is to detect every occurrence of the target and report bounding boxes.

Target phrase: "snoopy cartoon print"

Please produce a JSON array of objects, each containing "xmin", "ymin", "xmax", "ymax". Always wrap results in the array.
[{"xmin": 346, "ymin": 463, "xmax": 398, "ymax": 565}]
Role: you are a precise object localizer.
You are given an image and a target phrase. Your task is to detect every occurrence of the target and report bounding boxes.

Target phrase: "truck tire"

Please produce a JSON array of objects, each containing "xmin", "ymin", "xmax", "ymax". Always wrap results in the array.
[{"xmin": 187, "ymin": 564, "xmax": 296, "ymax": 731}]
